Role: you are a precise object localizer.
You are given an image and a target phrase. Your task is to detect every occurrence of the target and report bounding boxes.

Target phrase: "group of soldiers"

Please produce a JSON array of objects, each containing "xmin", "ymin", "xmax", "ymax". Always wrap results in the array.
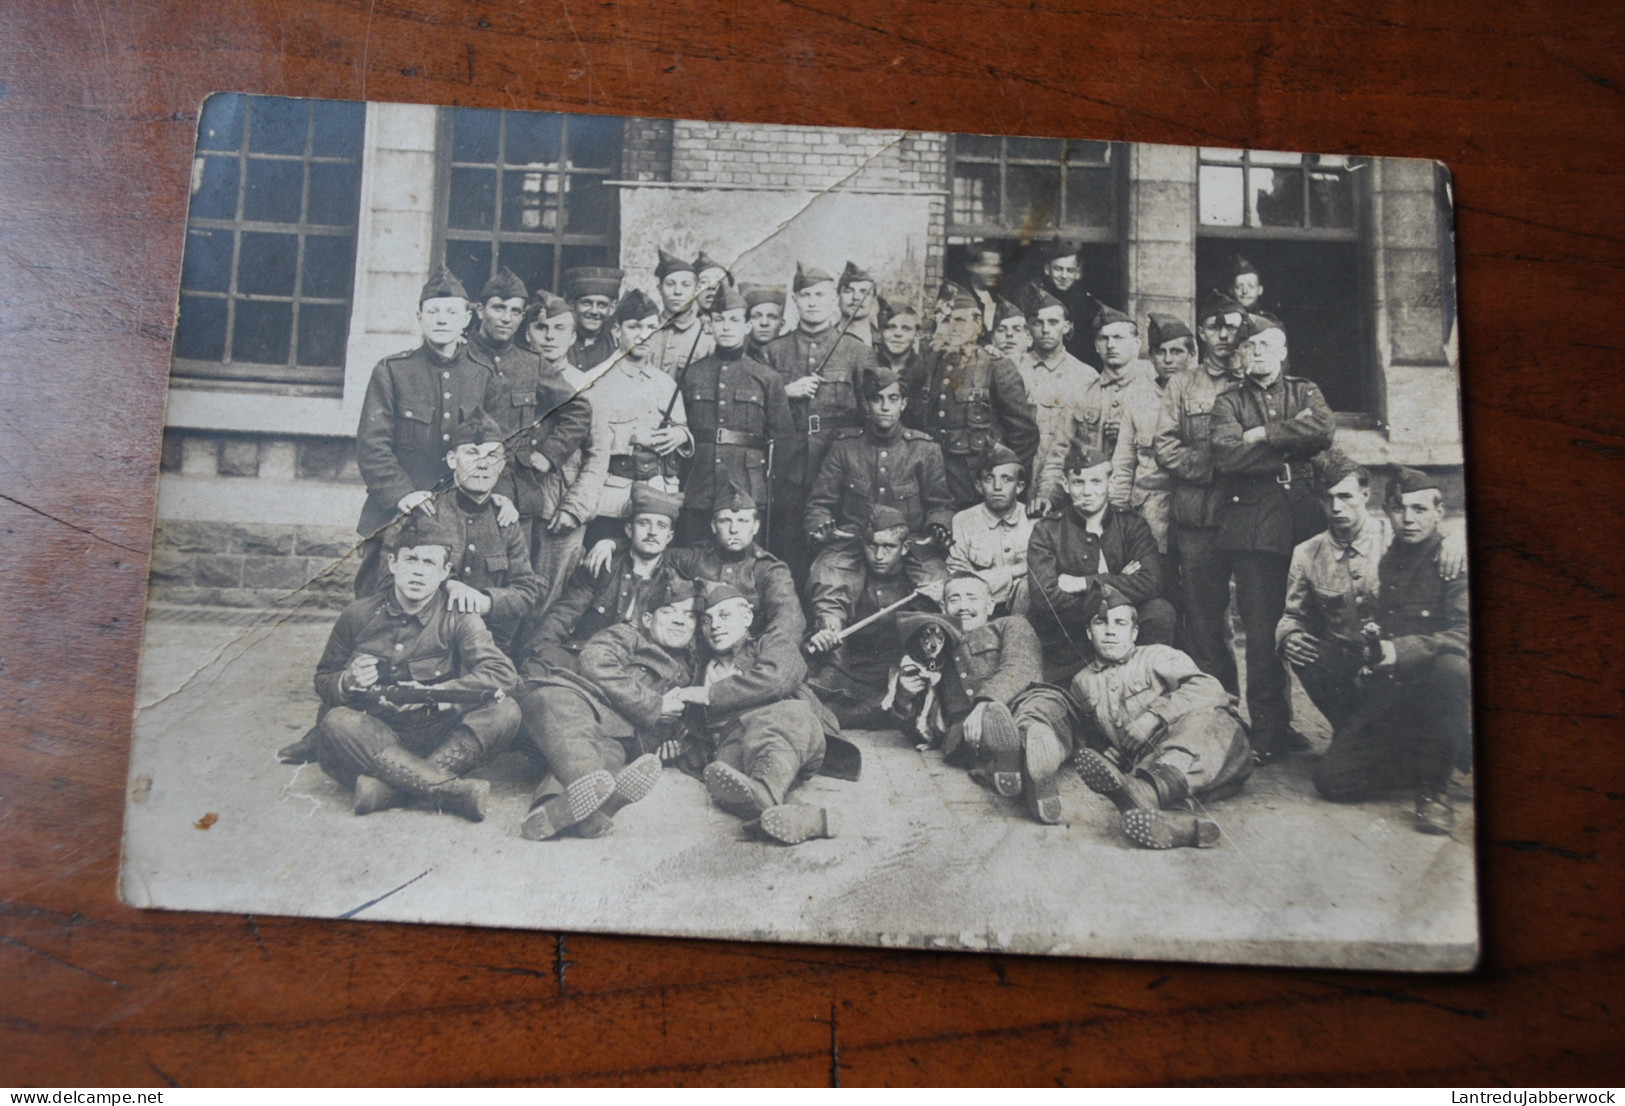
[{"xmin": 281, "ymin": 241, "xmax": 1470, "ymax": 851}]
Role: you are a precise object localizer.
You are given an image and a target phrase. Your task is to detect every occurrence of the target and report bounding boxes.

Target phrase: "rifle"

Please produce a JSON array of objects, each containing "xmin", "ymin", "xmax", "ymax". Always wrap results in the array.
[
  {"xmin": 826, "ymin": 586, "xmax": 930, "ymax": 646},
  {"xmin": 643, "ymin": 318, "xmax": 708, "ymax": 483},
  {"xmin": 362, "ymin": 683, "xmax": 507, "ymax": 710}
]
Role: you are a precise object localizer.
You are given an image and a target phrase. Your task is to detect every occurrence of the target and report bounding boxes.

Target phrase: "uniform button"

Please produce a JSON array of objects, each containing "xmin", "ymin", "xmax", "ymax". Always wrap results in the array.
[
  {"xmin": 1421, "ymin": 610, "xmax": 1431, "ymax": 617},
  {"xmin": 1232, "ymin": 496, "xmax": 1240, "ymax": 502},
  {"xmin": 404, "ymin": 410, "xmax": 414, "ymax": 418},
  {"xmin": 468, "ymin": 543, "xmax": 476, "ymax": 549},
  {"xmin": 880, "ymin": 451, "xmax": 887, "ymax": 458},
  {"xmin": 443, "ymin": 372, "xmax": 450, "ymax": 379},
  {"xmin": 444, "ymin": 392, "xmax": 451, "ymax": 399},
  {"xmin": 443, "ymin": 434, "xmax": 451, "ymax": 441},
  {"xmin": 394, "ymin": 643, "xmax": 404, "ymax": 651}
]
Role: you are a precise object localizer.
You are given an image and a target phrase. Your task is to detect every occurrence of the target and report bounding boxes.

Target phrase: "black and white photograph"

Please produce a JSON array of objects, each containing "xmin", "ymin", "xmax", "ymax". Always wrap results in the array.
[{"xmin": 121, "ymin": 93, "xmax": 1474, "ymax": 970}]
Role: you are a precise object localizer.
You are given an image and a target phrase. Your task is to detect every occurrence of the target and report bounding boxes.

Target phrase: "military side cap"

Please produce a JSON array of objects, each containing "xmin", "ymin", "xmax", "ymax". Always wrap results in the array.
[
  {"xmin": 564, "ymin": 266, "xmax": 623, "ymax": 299},
  {"xmin": 1027, "ymin": 287, "xmax": 1066, "ymax": 318},
  {"xmin": 1238, "ymin": 311, "xmax": 1285, "ymax": 342},
  {"xmin": 693, "ymin": 250, "xmax": 730, "ymax": 278},
  {"xmin": 710, "ymin": 282, "xmax": 748, "ymax": 315},
  {"xmin": 1093, "ymin": 306, "xmax": 1136, "ymax": 334},
  {"xmin": 1228, "ymin": 253, "xmax": 1260, "ymax": 279},
  {"xmin": 703, "ymin": 580, "xmax": 755, "ymax": 611},
  {"xmin": 1044, "ymin": 240, "xmax": 1080, "ymax": 262},
  {"xmin": 655, "ymin": 248, "xmax": 695, "ymax": 280},
  {"xmin": 647, "ymin": 574, "xmax": 703, "ymax": 614},
  {"xmin": 478, "ymin": 266, "xmax": 528, "ymax": 304},
  {"xmin": 386, "ymin": 508, "xmax": 462, "ymax": 553},
  {"xmin": 1313, "ymin": 447, "xmax": 1365, "ymax": 491},
  {"xmin": 1199, "ymin": 291, "xmax": 1246, "ymax": 324},
  {"xmin": 1147, "ymin": 313, "xmax": 1193, "ymax": 349},
  {"xmin": 877, "ymin": 295, "xmax": 918, "ymax": 324},
  {"xmin": 976, "ymin": 441, "xmax": 1024, "ymax": 476},
  {"xmin": 629, "ymin": 482, "xmax": 685, "ymax": 520},
  {"xmin": 937, "ymin": 280, "xmax": 968, "ymax": 303},
  {"xmin": 859, "ymin": 363, "xmax": 903, "ymax": 397},
  {"xmin": 450, "ymin": 407, "xmax": 504, "ymax": 449},
  {"xmin": 794, "ymin": 261, "xmax": 836, "ymax": 291},
  {"xmin": 712, "ymin": 477, "xmax": 757, "ymax": 515},
  {"xmin": 993, "ymin": 297, "xmax": 1026, "ymax": 326},
  {"xmin": 948, "ymin": 288, "xmax": 980, "ymax": 313},
  {"xmin": 613, "ymin": 288, "xmax": 661, "ymax": 324},
  {"xmin": 738, "ymin": 283, "xmax": 782, "ymax": 309},
  {"xmin": 533, "ymin": 291, "xmax": 573, "ymax": 321},
  {"xmin": 1096, "ymin": 581, "xmax": 1134, "ymax": 613},
  {"xmin": 420, "ymin": 263, "xmax": 468, "ymax": 304},
  {"xmin": 864, "ymin": 504, "xmax": 911, "ymax": 537},
  {"xmin": 838, "ymin": 260, "xmax": 874, "ymax": 288},
  {"xmin": 1064, "ymin": 443, "xmax": 1112, "ymax": 473},
  {"xmin": 1385, "ymin": 466, "xmax": 1442, "ymax": 505}
]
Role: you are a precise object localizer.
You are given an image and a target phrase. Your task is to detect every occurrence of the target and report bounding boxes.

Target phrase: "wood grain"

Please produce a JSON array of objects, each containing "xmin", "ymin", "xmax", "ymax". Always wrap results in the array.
[{"xmin": 0, "ymin": 0, "xmax": 1620, "ymax": 1086}]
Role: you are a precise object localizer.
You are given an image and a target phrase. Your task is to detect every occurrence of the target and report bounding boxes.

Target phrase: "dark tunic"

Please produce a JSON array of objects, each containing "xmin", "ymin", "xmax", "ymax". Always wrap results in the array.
[
  {"xmin": 681, "ymin": 344, "xmax": 796, "ymax": 515},
  {"xmin": 902, "ymin": 344, "xmax": 1039, "ymax": 506},
  {"xmin": 804, "ymin": 423, "xmax": 955, "ymax": 537},
  {"xmin": 515, "ymin": 550, "xmax": 673, "ymax": 677},
  {"xmin": 762, "ymin": 326, "xmax": 877, "ymax": 487},
  {"xmin": 1209, "ymin": 373, "xmax": 1336, "ymax": 556},
  {"xmin": 467, "ymin": 330, "xmax": 594, "ymax": 520},
  {"xmin": 1026, "ymin": 504, "xmax": 1163, "ymax": 666},
  {"xmin": 441, "ymin": 489, "xmax": 542, "ymax": 652}
]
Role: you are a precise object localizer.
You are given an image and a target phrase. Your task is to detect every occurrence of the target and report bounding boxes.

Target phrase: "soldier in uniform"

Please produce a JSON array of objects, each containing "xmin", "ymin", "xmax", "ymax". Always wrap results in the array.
[
  {"xmin": 1145, "ymin": 313, "xmax": 1196, "ymax": 382},
  {"xmin": 946, "ymin": 442, "xmax": 1035, "ymax": 615},
  {"xmin": 312, "ymin": 510, "xmax": 522, "ymax": 822},
  {"xmin": 514, "ymin": 575, "xmax": 699, "ymax": 841},
  {"xmin": 562, "ymin": 266, "xmax": 623, "ymax": 372},
  {"xmin": 1210, "ymin": 313, "xmax": 1336, "ymax": 762},
  {"xmin": 1153, "ymin": 292, "xmax": 1247, "ymax": 692},
  {"xmin": 1028, "ymin": 445, "xmax": 1173, "ymax": 684},
  {"xmin": 805, "ymin": 504, "xmax": 937, "ymax": 728},
  {"xmin": 353, "ymin": 264, "xmax": 496, "ymax": 598},
  {"xmin": 875, "ymin": 298, "xmax": 922, "ymax": 377},
  {"xmin": 1312, "ymin": 468, "xmax": 1470, "ymax": 835},
  {"xmin": 516, "ymin": 484, "xmax": 683, "ymax": 676},
  {"xmin": 740, "ymin": 283, "xmax": 786, "ymax": 363},
  {"xmin": 644, "ymin": 248, "xmax": 715, "ymax": 379},
  {"xmin": 987, "ymin": 297, "xmax": 1032, "ymax": 361},
  {"xmin": 836, "ymin": 260, "xmax": 878, "ymax": 347},
  {"xmin": 1108, "ymin": 314, "xmax": 1189, "ymax": 555},
  {"xmin": 694, "ymin": 250, "xmax": 732, "ymax": 314},
  {"xmin": 677, "ymin": 282, "xmax": 796, "ymax": 545},
  {"xmin": 1228, "ymin": 254, "xmax": 1265, "ymax": 312},
  {"xmin": 1019, "ymin": 241, "xmax": 1104, "ymax": 368},
  {"xmin": 1015, "ymin": 289, "xmax": 1098, "ymax": 510},
  {"xmin": 762, "ymin": 262, "xmax": 877, "ymax": 578},
  {"xmin": 1072, "ymin": 584, "xmax": 1254, "ymax": 849},
  {"xmin": 805, "ymin": 364, "xmax": 954, "ymax": 603},
  {"xmin": 961, "ymin": 244, "xmax": 1004, "ymax": 333},
  {"xmin": 904, "ymin": 289, "xmax": 1038, "ymax": 509}
]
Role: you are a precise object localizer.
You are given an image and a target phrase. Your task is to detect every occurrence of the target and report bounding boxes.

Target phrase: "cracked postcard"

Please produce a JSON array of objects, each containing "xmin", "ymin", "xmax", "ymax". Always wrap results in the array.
[{"xmin": 123, "ymin": 93, "xmax": 1477, "ymax": 969}]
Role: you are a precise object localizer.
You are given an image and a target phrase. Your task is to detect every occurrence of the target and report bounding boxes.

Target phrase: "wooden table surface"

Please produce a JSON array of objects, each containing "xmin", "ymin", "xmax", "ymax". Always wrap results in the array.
[{"xmin": 1, "ymin": 0, "xmax": 1620, "ymax": 1086}]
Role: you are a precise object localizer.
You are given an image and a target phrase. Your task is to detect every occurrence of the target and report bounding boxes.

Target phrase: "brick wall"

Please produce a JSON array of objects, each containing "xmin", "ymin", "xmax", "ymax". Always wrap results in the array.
[
  {"xmin": 149, "ymin": 519, "xmax": 357, "ymax": 609},
  {"xmin": 622, "ymin": 117, "xmax": 674, "ymax": 182}
]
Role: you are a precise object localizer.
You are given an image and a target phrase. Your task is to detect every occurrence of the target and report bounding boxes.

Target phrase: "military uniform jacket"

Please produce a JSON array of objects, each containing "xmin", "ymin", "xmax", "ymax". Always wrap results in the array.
[
  {"xmin": 1027, "ymin": 505, "xmax": 1163, "ymax": 658},
  {"xmin": 442, "ymin": 490, "xmax": 543, "ymax": 651},
  {"xmin": 527, "ymin": 622, "xmax": 695, "ymax": 749},
  {"xmin": 1152, "ymin": 360, "xmax": 1240, "ymax": 530},
  {"xmin": 681, "ymin": 346, "xmax": 796, "ymax": 515},
  {"xmin": 1210, "ymin": 374, "xmax": 1336, "ymax": 556},
  {"xmin": 466, "ymin": 332, "xmax": 595, "ymax": 520},
  {"xmin": 903, "ymin": 345, "xmax": 1039, "ymax": 479},
  {"xmin": 315, "ymin": 590, "xmax": 518, "ymax": 712},
  {"xmin": 1108, "ymin": 370, "xmax": 1173, "ymax": 509},
  {"xmin": 1377, "ymin": 530, "xmax": 1469, "ymax": 678},
  {"xmin": 516, "ymin": 550, "xmax": 672, "ymax": 679},
  {"xmin": 810, "ymin": 562, "xmax": 918, "ymax": 637},
  {"xmin": 1276, "ymin": 515, "xmax": 1392, "ymax": 650},
  {"xmin": 1070, "ymin": 645, "xmax": 1232, "ymax": 753},
  {"xmin": 804, "ymin": 423, "xmax": 955, "ymax": 537},
  {"xmin": 665, "ymin": 543, "xmax": 808, "ymax": 650},
  {"xmin": 644, "ymin": 316, "xmax": 714, "ymax": 380},
  {"xmin": 763, "ymin": 326, "xmax": 877, "ymax": 486},
  {"xmin": 355, "ymin": 342, "xmax": 495, "ymax": 534},
  {"xmin": 1034, "ymin": 360, "xmax": 1156, "ymax": 504},
  {"xmin": 953, "ymin": 616, "xmax": 1044, "ymax": 709},
  {"xmin": 694, "ymin": 633, "xmax": 837, "ymax": 752},
  {"xmin": 567, "ymin": 327, "xmax": 617, "ymax": 373}
]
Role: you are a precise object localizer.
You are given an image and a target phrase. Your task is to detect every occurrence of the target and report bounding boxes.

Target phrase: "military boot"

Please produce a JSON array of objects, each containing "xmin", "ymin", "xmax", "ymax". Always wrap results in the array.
[
  {"xmin": 368, "ymin": 746, "xmax": 490, "ymax": 822},
  {"xmin": 1020, "ymin": 722, "xmax": 1067, "ymax": 825}
]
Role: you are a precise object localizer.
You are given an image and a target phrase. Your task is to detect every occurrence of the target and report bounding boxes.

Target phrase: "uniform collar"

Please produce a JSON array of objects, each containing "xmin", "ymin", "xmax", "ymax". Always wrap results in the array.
[
  {"xmin": 978, "ymin": 501, "xmax": 1025, "ymax": 528},
  {"xmin": 383, "ymin": 590, "xmax": 438, "ymax": 626},
  {"xmin": 865, "ymin": 421, "xmax": 904, "ymax": 445}
]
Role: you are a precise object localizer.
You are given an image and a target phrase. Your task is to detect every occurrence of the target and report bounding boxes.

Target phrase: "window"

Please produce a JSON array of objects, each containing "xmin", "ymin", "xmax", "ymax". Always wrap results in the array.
[
  {"xmin": 1198, "ymin": 149, "xmax": 1358, "ymax": 234},
  {"xmin": 438, "ymin": 108, "xmax": 622, "ymax": 298},
  {"xmin": 172, "ymin": 94, "xmax": 364, "ymax": 392},
  {"xmin": 950, "ymin": 135, "xmax": 1120, "ymax": 240}
]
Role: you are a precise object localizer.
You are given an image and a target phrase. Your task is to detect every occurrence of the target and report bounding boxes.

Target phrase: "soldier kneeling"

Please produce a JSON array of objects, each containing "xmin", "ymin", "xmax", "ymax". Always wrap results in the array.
[
  {"xmin": 312, "ymin": 511, "xmax": 522, "ymax": 821},
  {"xmin": 1071, "ymin": 584, "xmax": 1254, "ymax": 849}
]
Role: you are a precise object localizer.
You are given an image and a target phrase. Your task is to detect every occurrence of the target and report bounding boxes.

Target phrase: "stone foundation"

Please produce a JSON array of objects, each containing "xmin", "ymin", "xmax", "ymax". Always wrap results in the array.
[{"xmin": 149, "ymin": 520, "xmax": 359, "ymax": 609}]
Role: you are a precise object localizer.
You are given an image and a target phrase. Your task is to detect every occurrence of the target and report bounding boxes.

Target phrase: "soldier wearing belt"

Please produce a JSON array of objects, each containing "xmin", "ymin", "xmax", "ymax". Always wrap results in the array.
[
  {"xmin": 1107, "ymin": 313, "xmax": 1189, "ymax": 554},
  {"xmin": 643, "ymin": 248, "xmax": 715, "ymax": 379},
  {"xmin": 762, "ymin": 262, "xmax": 877, "ymax": 578},
  {"xmin": 678, "ymin": 282, "xmax": 795, "ymax": 545},
  {"xmin": 562, "ymin": 266, "xmax": 623, "ymax": 372},
  {"xmin": 1210, "ymin": 313, "xmax": 1336, "ymax": 762},
  {"xmin": 904, "ymin": 290, "xmax": 1039, "ymax": 509},
  {"xmin": 740, "ymin": 283, "xmax": 786, "ymax": 364}
]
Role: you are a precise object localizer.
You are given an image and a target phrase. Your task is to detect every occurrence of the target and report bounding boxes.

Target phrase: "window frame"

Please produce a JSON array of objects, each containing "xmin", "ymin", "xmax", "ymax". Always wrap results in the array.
[
  {"xmin": 946, "ymin": 135, "xmax": 1127, "ymax": 244},
  {"xmin": 1195, "ymin": 149, "xmax": 1367, "ymax": 241}
]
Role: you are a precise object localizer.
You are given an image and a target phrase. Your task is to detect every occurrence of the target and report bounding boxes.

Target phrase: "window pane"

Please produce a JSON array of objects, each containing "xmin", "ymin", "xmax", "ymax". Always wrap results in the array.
[
  {"xmin": 953, "ymin": 162, "xmax": 1000, "ymax": 225},
  {"xmin": 956, "ymin": 133, "xmax": 1000, "ymax": 159},
  {"xmin": 306, "ymin": 161, "xmax": 360, "ymax": 226},
  {"xmin": 1006, "ymin": 165, "xmax": 1062, "ymax": 228},
  {"xmin": 1251, "ymin": 167, "xmax": 1304, "ymax": 227},
  {"xmin": 301, "ymin": 233, "xmax": 356, "ymax": 299},
  {"xmin": 452, "ymin": 108, "xmax": 501, "ymax": 163},
  {"xmin": 497, "ymin": 241, "xmax": 555, "ymax": 298},
  {"xmin": 1007, "ymin": 137, "xmax": 1062, "ymax": 161},
  {"xmin": 1251, "ymin": 148, "xmax": 1304, "ymax": 166},
  {"xmin": 297, "ymin": 303, "xmax": 350, "ymax": 367},
  {"xmin": 448, "ymin": 167, "xmax": 497, "ymax": 229},
  {"xmin": 237, "ymin": 232, "xmax": 299, "ymax": 296},
  {"xmin": 1199, "ymin": 164, "xmax": 1244, "ymax": 226},
  {"xmin": 1064, "ymin": 166, "xmax": 1114, "ymax": 228},
  {"xmin": 1199, "ymin": 147, "xmax": 1244, "ymax": 163},
  {"xmin": 567, "ymin": 113, "xmax": 621, "ymax": 169},
  {"xmin": 310, "ymin": 100, "xmax": 364, "ymax": 158},
  {"xmin": 190, "ymin": 155, "xmax": 239, "ymax": 219},
  {"xmin": 197, "ymin": 94, "xmax": 244, "ymax": 152},
  {"xmin": 505, "ymin": 111, "xmax": 562, "ymax": 167},
  {"xmin": 181, "ymin": 228, "xmax": 233, "ymax": 292},
  {"xmin": 1064, "ymin": 140, "xmax": 1111, "ymax": 164},
  {"xmin": 242, "ymin": 158, "xmax": 304, "ymax": 223},
  {"xmin": 564, "ymin": 173, "xmax": 615, "ymax": 233},
  {"xmin": 175, "ymin": 294, "xmax": 227, "ymax": 361},
  {"xmin": 502, "ymin": 169, "xmax": 560, "ymax": 232},
  {"xmin": 445, "ymin": 239, "xmax": 493, "ymax": 301},
  {"xmin": 232, "ymin": 300, "xmax": 293, "ymax": 364},
  {"xmin": 1309, "ymin": 168, "xmax": 1355, "ymax": 228},
  {"xmin": 249, "ymin": 97, "xmax": 308, "ymax": 156}
]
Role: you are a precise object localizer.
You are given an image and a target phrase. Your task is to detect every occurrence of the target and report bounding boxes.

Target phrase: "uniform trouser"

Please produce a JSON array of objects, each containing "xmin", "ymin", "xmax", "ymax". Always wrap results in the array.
[
  {"xmin": 807, "ymin": 539, "xmax": 948, "ymax": 617},
  {"xmin": 711, "ymin": 700, "xmax": 827, "ymax": 806},
  {"xmin": 1231, "ymin": 550, "xmax": 1293, "ymax": 753},
  {"xmin": 808, "ymin": 651, "xmax": 892, "ymax": 729},
  {"xmin": 354, "ymin": 533, "xmax": 386, "ymax": 599},
  {"xmin": 1290, "ymin": 636, "xmax": 1364, "ymax": 733},
  {"xmin": 1175, "ymin": 525, "xmax": 1238, "ymax": 695},
  {"xmin": 940, "ymin": 685, "xmax": 1074, "ymax": 769},
  {"xmin": 529, "ymin": 520, "xmax": 585, "ymax": 617},
  {"xmin": 1118, "ymin": 706, "xmax": 1254, "ymax": 802},
  {"xmin": 1133, "ymin": 490, "xmax": 1174, "ymax": 555},
  {"xmin": 517, "ymin": 683, "xmax": 637, "ymax": 802},
  {"xmin": 316, "ymin": 699, "xmax": 522, "ymax": 788},
  {"xmin": 770, "ymin": 485, "xmax": 814, "ymax": 584},
  {"xmin": 1313, "ymin": 654, "xmax": 1469, "ymax": 802},
  {"xmin": 943, "ymin": 456, "xmax": 984, "ymax": 511}
]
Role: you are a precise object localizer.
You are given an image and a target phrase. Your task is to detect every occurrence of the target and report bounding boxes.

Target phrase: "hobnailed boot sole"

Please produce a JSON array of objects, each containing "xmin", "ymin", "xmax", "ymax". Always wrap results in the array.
[
  {"xmin": 1022, "ymin": 725, "xmax": 1066, "ymax": 825},
  {"xmin": 1122, "ymin": 808, "xmax": 1221, "ymax": 849},
  {"xmin": 980, "ymin": 703, "xmax": 1023, "ymax": 798},
  {"xmin": 1076, "ymin": 748, "xmax": 1160, "ymax": 814},
  {"xmin": 520, "ymin": 770, "xmax": 615, "ymax": 840},
  {"xmin": 704, "ymin": 762, "xmax": 775, "ymax": 816},
  {"xmin": 352, "ymin": 775, "xmax": 400, "ymax": 815},
  {"xmin": 599, "ymin": 754, "xmax": 662, "ymax": 819},
  {"xmin": 759, "ymin": 803, "xmax": 837, "ymax": 845}
]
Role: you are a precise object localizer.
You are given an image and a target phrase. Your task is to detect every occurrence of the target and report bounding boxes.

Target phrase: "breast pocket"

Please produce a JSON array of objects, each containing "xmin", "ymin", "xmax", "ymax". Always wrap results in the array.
[
  {"xmin": 394, "ymin": 406, "xmax": 433, "ymax": 451},
  {"xmin": 509, "ymin": 390, "xmax": 537, "ymax": 424},
  {"xmin": 964, "ymin": 387, "xmax": 994, "ymax": 428},
  {"xmin": 731, "ymin": 383, "xmax": 766, "ymax": 432},
  {"xmin": 483, "ymin": 553, "xmax": 510, "ymax": 577}
]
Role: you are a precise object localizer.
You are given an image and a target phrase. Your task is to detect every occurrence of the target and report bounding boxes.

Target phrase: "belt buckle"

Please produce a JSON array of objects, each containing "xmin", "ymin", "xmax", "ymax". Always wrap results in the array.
[
  {"xmin": 715, "ymin": 428, "xmax": 728, "ymax": 444},
  {"xmin": 808, "ymin": 415, "xmax": 821, "ymax": 434},
  {"xmin": 1277, "ymin": 462, "xmax": 1293, "ymax": 487}
]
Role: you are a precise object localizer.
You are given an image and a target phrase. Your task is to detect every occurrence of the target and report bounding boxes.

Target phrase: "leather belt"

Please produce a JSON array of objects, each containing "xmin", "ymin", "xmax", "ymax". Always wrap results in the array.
[
  {"xmin": 714, "ymin": 428, "xmax": 767, "ymax": 451},
  {"xmin": 804, "ymin": 414, "xmax": 859, "ymax": 435}
]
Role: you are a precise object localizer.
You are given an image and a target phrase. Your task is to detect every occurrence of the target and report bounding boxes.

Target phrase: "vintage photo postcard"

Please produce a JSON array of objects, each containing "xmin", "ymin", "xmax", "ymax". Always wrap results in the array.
[{"xmin": 122, "ymin": 94, "xmax": 1474, "ymax": 969}]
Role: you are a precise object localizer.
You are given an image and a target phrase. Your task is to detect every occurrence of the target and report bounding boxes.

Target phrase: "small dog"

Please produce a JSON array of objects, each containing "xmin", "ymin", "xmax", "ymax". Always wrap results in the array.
[{"xmin": 882, "ymin": 618, "xmax": 954, "ymax": 748}]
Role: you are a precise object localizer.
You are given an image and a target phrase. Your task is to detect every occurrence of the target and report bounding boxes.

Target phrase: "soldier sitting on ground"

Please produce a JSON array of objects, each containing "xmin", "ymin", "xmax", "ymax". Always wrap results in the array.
[
  {"xmin": 513, "ymin": 576, "xmax": 702, "ymax": 841},
  {"xmin": 310, "ymin": 510, "xmax": 522, "ymax": 822},
  {"xmin": 1072, "ymin": 584, "xmax": 1254, "ymax": 850}
]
